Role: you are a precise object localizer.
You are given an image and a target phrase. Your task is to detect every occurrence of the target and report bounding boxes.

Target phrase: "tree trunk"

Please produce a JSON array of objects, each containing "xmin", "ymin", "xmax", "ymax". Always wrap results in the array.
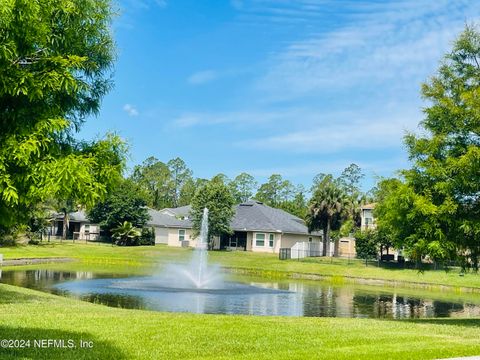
[
  {"xmin": 325, "ymin": 220, "xmax": 331, "ymax": 257},
  {"xmin": 322, "ymin": 228, "xmax": 327, "ymax": 256},
  {"xmin": 62, "ymin": 211, "xmax": 69, "ymax": 241}
]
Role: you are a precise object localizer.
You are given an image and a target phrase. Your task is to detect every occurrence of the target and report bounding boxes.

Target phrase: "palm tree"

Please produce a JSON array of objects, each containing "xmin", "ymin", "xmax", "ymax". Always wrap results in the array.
[
  {"xmin": 112, "ymin": 221, "xmax": 141, "ymax": 246},
  {"xmin": 307, "ymin": 175, "xmax": 348, "ymax": 257}
]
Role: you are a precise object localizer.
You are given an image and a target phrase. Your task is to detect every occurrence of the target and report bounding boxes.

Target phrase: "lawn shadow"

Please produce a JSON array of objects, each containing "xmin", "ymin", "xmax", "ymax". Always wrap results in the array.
[
  {"xmin": 0, "ymin": 326, "xmax": 128, "ymax": 360},
  {"xmin": 0, "ymin": 286, "xmax": 46, "ymax": 304},
  {"xmin": 406, "ymin": 318, "xmax": 480, "ymax": 328}
]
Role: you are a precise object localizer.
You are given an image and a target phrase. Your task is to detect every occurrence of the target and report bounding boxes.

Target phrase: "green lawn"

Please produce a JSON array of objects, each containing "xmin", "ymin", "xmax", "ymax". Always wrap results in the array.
[
  {"xmin": 0, "ymin": 283, "xmax": 479, "ymax": 360},
  {"xmin": 1, "ymin": 242, "xmax": 480, "ymax": 359},
  {"xmin": 1, "ymin": 242, "xmax": 480, "ymax": 290}
]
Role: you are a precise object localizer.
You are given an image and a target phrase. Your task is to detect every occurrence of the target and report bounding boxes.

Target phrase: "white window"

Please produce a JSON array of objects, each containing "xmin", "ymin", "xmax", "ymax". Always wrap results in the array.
[
  {"xmin": 255, "ymin": 233, "xmax": 265, "ymax": 247},
  {"xmin": 308, "ymin": 237, "xmax": 312, "ymax": 242},
  {"xmin": 179, "ymin": 229, "xmax": 186, "ymax": 241},
  {"xmin": 269, "ymin": 234, "xmax": 274, "ymax": 247}
]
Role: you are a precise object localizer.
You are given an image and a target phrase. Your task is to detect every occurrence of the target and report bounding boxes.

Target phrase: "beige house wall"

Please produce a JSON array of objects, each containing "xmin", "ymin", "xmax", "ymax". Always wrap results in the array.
[
  {"xmin": 170, "ymin": 228, "xmax": 196, "ymax": 247},
  {"xmin": 154, "ymin": 226, "xmax": 321, "ymax": 255},
  {"xmin": 248, "ymin": 232, "xmax": 322, "ymax": 254},
  {"xmin": 338, "ymin": 237, "xmax": 356, "ymax": 258},
  {"xmin": 78, "ymin": 223, "xmax": 100, "ymax": 241},
  {"xmin": 279, "ymin": 233, "xmax": 322, "ymax": 252},
  {"xmin": 154, "ymin": 227, "xmax": 223, "ymax": 250}
]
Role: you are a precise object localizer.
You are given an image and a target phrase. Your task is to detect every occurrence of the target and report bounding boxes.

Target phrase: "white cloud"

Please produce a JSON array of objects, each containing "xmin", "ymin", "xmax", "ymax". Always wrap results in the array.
[
  {"xmin": 154, "ymin": 0, "xmax": 167, "ymax": 8},
  {"xmin": 255, "ymin": 1, "xmax": 480, "ymax": 101},
  {"xmin": 171, "ymin": 109, "xmax": 290, "ymax": 128},
  {"xmin": 123, "ymin": 104, "xmax": 139, "ymax": 117},
  {"xmin": 187, "ymin": 70, "xmax": 218, "ymax": 85},
  {"xmin": 246, "ymin": 157, "xmax": 408, "ymax": 179},
  {"xmin": 235, "ymin": 105, "xmax": 422, "ymax": 154}
]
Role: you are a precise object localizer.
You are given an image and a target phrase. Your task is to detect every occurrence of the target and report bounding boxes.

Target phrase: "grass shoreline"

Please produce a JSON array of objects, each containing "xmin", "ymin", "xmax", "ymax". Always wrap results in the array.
[
  {"xmin": 1, "ymin": 282, "xmax": 480, "ymax": 359},
  {"xmin": 1, "ymin": 243, "xmax": 480, "ymax": 359},
  {"xmin": 1, "ymin": 242, "xmax": 478, "ymax": 293}
]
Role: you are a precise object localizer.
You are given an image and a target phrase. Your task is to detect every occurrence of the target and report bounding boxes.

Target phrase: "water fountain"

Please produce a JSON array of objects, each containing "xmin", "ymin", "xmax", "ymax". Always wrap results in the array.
[
  {"xmin": 52, "ymin": 208, "xmax": 291, "ymax": 314},
  {"xmin": 175, "ymin": 208, "xmax": 223, "ymax": 289}
]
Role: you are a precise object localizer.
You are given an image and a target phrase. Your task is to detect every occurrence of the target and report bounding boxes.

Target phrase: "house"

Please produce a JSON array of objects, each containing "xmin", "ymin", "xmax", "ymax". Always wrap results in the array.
[
  {"xmin": 336, "ymin": 203, "xmax": 377, "ymax": 258},
  {"xmin": 360, "ymin": 203, "xmax": 376, "ymax": 230},
  {"xmin": 51, "ymin": 210, "xmax": 100, "ymax": 241},
  {"xmin": 148, "ymin": 200, "xmax": 322, "ymax": 254}
]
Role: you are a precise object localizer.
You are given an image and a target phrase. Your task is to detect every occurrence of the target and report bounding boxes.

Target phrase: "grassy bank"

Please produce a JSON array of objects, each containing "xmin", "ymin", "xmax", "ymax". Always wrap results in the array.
[
  {"xmin": 0, "ymin": 283, "xmax": 479, "ymax": 360},
  {"xmin": 1, "ymin": 242, "xmax": 479, "ymax": 290}
]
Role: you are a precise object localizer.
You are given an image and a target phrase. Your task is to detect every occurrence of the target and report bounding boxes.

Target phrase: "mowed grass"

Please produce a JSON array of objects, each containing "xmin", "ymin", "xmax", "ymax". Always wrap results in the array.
[
  {"xmin": 0, "ymin": 283, "xmax": 479, "ymax": 360},
  {"xmin": 1, "ymin": 242, "xmax": 480, "ymax": 289}
]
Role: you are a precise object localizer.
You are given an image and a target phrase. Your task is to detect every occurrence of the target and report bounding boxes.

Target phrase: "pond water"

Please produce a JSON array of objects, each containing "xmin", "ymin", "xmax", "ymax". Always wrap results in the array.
[{"xmin": 1, "ymin": 268, "xmax": 479, "ymax": 319}]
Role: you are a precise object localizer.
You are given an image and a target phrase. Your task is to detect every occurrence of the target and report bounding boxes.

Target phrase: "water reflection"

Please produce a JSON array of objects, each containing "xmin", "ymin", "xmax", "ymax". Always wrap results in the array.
[{"xmin": 0, "ymin": 269, "xmax": 478, "ymax": 319}]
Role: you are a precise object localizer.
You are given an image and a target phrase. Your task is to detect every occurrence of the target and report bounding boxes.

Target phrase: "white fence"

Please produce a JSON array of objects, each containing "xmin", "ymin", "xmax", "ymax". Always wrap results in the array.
[{"xmin": 291, "ymin": 241, "xmax": 323, "ymax": 259}]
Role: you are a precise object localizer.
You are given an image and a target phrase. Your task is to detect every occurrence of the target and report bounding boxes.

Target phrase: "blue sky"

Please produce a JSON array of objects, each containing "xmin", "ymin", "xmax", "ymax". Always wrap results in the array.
[{"xmin": 79, "ymin": 0, "xmax": 480, "ymax": 190}]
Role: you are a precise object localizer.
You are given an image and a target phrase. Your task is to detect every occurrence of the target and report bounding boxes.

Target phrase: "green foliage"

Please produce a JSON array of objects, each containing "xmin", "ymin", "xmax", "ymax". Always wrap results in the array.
[
  {"xmin": 130, "ymin": 157, "xmax": 193, "ymax": 209},
  {"xmin": 255, "ymin": 174, "xmax": 307, "ymax": 218},
  {"xmin": 131, "ymin": 157, "xmax": 173, "ymax": 209},
  {"xmin": 354, "ymin": 229, "xmax": 379, "ymax": 262},
  {"xmin": 375, "ymin": 25, "xmax": 480, "ymax": 269},
  {"xmin": 255, "ymin": 174, "xmax": 294, "ymax": 207},
  {"xmin": 307, "ymin": 174, "xmax": 348, "ymax": 256},
  {"xmin": 191, "ymin": 176, "xmax": 235, "ymax": 247},
  {"xmin": 138, "ymin": 227, "xmax": 155, "ymax": 246},
  {"xmin": 0, "ymin": 0, "xmax": 120, "ymax": 230},
  {"xmin": 229, "ymin": 172, "xmax": 258, "ymax": 203},
  {"xmin": 167, "ymin": 157, "xmax": 193, "ymax": 207},
  {"xmin": 87, "ymin": 179, "xmax": 150, "ymax": 237},
  {"xmin": 112, "ymin": 221, "xmax": 141, "ymax": 246}
]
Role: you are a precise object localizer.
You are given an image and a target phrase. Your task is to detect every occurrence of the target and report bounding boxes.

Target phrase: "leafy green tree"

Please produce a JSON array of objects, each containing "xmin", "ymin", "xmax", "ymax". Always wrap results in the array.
[
  {"xmin": 167, "ymin": 157, "xmax": 193, "ymax": 207},
  {"xmin": 178, "ymin": 177, "xmax": 196, "ymax": 206},
  {"xmin": 339, "ymin": 164, "xmax": 364, "ymax": 195},
  {"xmin": 354, "ymin": 229, "xmax": 379, "ymax": 265},
  {"xmin": 307, "ymin": 175, "xmax": 348, "ymax": 256},
  {"xmin": 112, "ymin": 221, "xmax": 141, "ymax": 246},
  {"xmin": 376, "ymin": 25, "xmax": 480, "ymax": 269},
  {"xmin": 191, "ymin": 176, "xmax": 235, "ymax": 249},
  {"xmin": 0, "ymin": 0, "xmax": 120, "ymax": 230},
  {"xmin": 87, "ymin": 179, "xmax": 150, "ymax": 237},
  {"xmin": 255, "ymin": 174, "xmax": 295, "ymax": 207},
  {"xmin": 279, "ymin": 185, "xmax": 308, "ymax": 219},
  {"xmin": 337, "ymin": 164, "xmax": 366, "ymax": 227},
  {"xmin": 131, "ymin": 157, "xmax": 172, "ymax": 209},
  {"xmin": 229, "ymin": 173, "xmax": 257, "ymax": 203},
  {"xmin": 178, "ymin": 177, "xmax": 209, "ymax": 206}
]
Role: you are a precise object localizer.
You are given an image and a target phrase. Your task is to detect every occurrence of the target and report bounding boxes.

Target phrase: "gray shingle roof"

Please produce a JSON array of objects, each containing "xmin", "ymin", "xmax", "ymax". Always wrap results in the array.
[
  {"xmin": 147, "ymin": 208, "xmax": 192, "ymax": 228},
  {"xmin": 160, "ymin": 205, "xmax": 192, "ymax": 217},
  {"xmin": 231, "ymin": 200, "xmax": 310, "ymax": 234},
  {"xmin": 150, "ymin": 201, "xmax": 314, "ymax": 235},
  {"xmin": 54, "ymin": 210, "xmax": 89, "ymax": 222}
]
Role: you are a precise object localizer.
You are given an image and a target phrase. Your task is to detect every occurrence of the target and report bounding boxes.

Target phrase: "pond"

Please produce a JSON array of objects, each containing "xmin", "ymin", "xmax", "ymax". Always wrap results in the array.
[{"xmin": 1, "ymin": 268, "xmax": 479, "ymax": 319}]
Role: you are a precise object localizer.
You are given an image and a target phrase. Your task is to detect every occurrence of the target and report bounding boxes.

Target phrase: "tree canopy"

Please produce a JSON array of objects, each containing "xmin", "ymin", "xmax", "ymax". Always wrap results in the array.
[
  {"xmin": 375, "ymin": 25, "xmax": 480, "ymax": 269},
  {"xmin": 307, "ymin": 175, "xmax": 348, "ymax": 256},
  {"xmin": 87, "ymin": 178, "xmax": 151, "ymax": 236},
  {"xmin": 0, "ymin": 0, "xmax": 123, "ymax": 230},
  {"xmin": 191, "ymin": 176, "xmax": 235, "ymax": 248}
]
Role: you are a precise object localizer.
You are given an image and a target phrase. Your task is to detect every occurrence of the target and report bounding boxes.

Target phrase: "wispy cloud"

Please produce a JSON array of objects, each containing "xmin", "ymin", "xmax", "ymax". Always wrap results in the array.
[
  {"xmin": 171, "ymin": 109, "xmax": 291, "ymax": 128},
  {"xmin": 187, "ymin": 70, "xmax": 218, "ymax": 85},
  {"xmin": 246, "ymin": 157, "xmax": 408, "ymax": 180},
  {"xmin": 123, "ymin": 104, "xmax": 139, "ymax": 117},
  {"xmin": 122, "ymin": 0, "xmax": 167, "ymax": 10},
  {"xmin": 236, "ymin": 105, "xmax": 422, "ymax": 154},
  {"xmin": 255, "ymin": 1, "xmax": 480, "ymax": 101}
]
